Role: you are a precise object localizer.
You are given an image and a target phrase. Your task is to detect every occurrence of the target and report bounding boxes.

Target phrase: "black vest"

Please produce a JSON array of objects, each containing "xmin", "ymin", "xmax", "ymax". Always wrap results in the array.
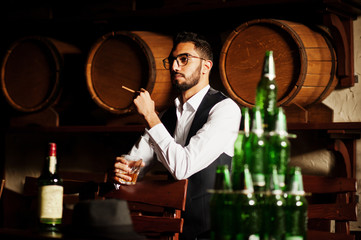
[{"xmin": 161, "ymin": 88, "xmax": 232, "ymax": 240}]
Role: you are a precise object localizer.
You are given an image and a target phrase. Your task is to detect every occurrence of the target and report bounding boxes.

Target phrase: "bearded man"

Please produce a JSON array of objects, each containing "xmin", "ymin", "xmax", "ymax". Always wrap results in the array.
[{"xmin": 111, "ymin": 31, "xmax": 241, "ymax": 240}]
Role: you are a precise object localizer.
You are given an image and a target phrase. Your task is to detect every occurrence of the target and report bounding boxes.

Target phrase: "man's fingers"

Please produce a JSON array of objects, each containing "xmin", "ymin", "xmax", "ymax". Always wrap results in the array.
[{"xmin": 114, "ymin": 172, "xmax": 132, "ymax": 182}]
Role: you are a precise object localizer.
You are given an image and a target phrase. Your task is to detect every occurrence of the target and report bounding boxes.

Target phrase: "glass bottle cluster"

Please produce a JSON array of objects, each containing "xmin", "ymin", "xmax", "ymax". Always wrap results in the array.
[{"xmin": 210, "ymin": 51, "xmax": 308, "ymax": 240}]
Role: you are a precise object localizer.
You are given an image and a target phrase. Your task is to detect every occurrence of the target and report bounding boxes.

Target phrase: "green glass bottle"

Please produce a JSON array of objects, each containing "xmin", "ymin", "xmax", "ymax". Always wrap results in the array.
[
  {"xmin": 255, "ymin": 50, "xmax": 278, "ymax": 132},
  {"xmin": 285, "ymin": 166, "xmax": 308, "ymax": 240},
  {"xmin": 38, "ymin": 143, "xmax": 63, "ymax": 232},
  {"xmin": 210, "ymin": 165, "xmax": 234, "ymax": 240},
  {"xmin": 263, "ymin": 165, "xmax": 286, "ymax": 240},
  {"xmin": 232, "ymin": 107, "xmax": 251, "ymax": 191},
  {"xmin": 267, "ymin": 107, "xmax": 290, "ymax": 190},
  {"xmin": 213, "ymin": 165, "xmax": 232, "ymax": 191},
  {"xmin": 234, "ymin": 164, "xmax": 261, "ymax": 240},
  {"xmin": 245, "ymin": 107, "xmax": 267, "ymax": 192}
]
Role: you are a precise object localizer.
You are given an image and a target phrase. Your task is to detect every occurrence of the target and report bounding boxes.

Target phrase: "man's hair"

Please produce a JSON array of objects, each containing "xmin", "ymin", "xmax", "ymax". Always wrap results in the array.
[{"xmin": 172, "ymin": 31, "xmax": 213, "ymax": 62}]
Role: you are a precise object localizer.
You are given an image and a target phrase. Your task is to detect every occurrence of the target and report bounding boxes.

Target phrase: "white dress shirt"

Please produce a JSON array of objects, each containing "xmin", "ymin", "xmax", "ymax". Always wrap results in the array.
[{"xmin": 128, "ymin": 85, "xmax": 241, "ymax": 180}]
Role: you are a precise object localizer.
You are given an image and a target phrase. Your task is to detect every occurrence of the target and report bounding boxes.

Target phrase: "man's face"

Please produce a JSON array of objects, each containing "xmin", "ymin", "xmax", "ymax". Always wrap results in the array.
[{"xmin": 170, "ymin": 42, "xmax": 203, "ymax": 92}]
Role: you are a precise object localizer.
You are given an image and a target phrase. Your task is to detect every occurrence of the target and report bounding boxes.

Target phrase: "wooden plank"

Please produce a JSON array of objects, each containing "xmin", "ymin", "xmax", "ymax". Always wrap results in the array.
[
  {"xmin": 303, "ymin": 175, "xmax": 356, "ymax": 193},
  {"xmin": 308, "ymin": 203, "xmax": 357, "ymax": 221},
  {"xmin": 306, "ymin": 104, "xmax": 334, "ymax": 123},
  {"xmin": 105, "ymin": 179, "xmax": 188, "ymax": 210},
  {"xmin": 128, "ymin": 201, "xmax": 165, "ymax": 213},
  {"xmin": 308, "ymin": 230, "xmax": 355, "ymax": 240},
  {"xmin": 288, "ymin": 122, "xmax": 361, "ymax": 131},
  {"xmin": 284, "ymin": 103, "xmax": 308, "ymax": 123},
  {"xmin": 132, "ymin": 215, "xmax": 183, "ymax": 233}
]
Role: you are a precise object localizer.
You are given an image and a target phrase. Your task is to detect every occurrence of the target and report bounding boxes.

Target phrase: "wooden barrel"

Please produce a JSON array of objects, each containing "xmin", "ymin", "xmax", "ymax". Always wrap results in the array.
[
  {"xmin": 1, "ymin": 36, "xmax": 81, "ymax": 112},
  {"xmin": 219, "ymin": 19, "xmax": 338, "ymax": 108},
  {"xmin": 86, "ymin": 31, "xmax": 174, "ymax": 114}
]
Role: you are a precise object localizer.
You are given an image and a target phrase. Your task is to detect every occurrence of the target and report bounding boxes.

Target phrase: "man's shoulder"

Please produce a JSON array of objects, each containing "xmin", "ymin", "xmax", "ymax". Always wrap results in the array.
[
  {"xmin": 208, "ymin": 88, "xmax": 239, "ymax": 107},
  {"xmin": 209, "ymin": 91, "xmax": 241, "ymax": 117},
  {"xmin": 207, "ymin": 87, "xmax": 226, "ymax": 97}
]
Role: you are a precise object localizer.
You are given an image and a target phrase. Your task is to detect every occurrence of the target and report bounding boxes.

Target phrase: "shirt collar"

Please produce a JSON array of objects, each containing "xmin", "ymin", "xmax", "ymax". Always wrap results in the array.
[{"xmin": 174, "ymin": 85, "xmax": 210, "ymax": 112}]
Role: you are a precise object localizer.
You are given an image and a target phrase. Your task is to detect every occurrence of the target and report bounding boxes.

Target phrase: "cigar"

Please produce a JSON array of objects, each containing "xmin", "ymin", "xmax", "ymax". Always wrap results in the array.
[{"xmin": 122, "ymin": 86, "xmax": 136, "ymax": 93}]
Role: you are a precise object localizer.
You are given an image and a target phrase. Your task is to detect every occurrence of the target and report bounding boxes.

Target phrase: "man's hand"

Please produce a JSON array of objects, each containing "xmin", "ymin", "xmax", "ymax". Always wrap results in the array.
[
  {"xmin": 133, "ymin": 88, "xmax": 161, "ymax": 128},
  {"xmin": 112, "ymin": 156, "xmax": 132, "ymax": 183},
  {"xmin": 112, "ymin": 156, "xmax": 145, "ymax": 184}
]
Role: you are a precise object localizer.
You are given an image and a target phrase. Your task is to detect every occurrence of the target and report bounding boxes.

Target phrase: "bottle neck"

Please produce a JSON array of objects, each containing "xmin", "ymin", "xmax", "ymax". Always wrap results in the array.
[
  {"xmin": 48, "ymin": 156, "xmax": 57, "ymax": 174},
  {"xmin": 243, "ymin": 166, "xmax": 254, "ymax": 193},
  {"xmin": 289, "ymin": 168, "xmax": 305, "ymax": 195},
  {"xmin": 251, "ymin": 108, "xmax": 264, "ymax": 135},
  {"xmin": 273, "ymin": 107, "xmax": 288, "ymax": 136},
  {"xmin": 214, "ymin": 165, "xmax": 232, "ymax": 190},
  {"xmin": 269, "ymin": 166, "xmax": 282, "ymax": 193},
  {"xmin": 262, "ymin": 51, "xmax": 276, "ymax": 81},
  {"xmin": 48, "ymin": 143, "xmax": 57, "ymax": 175},
  {"xmin": 241, "ymin": 107, "xmax": 251, "ymax": 135}
]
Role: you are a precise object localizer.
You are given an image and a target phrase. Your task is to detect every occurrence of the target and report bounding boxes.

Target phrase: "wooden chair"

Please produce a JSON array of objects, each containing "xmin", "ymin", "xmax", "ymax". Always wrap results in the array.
[
  {"xmin": 304, "ymin": 175, "xmax": 357, "ymax": 240},
  {"xmin": 104, "ymin": 179, "xmax": 188, "ymax": 240}
]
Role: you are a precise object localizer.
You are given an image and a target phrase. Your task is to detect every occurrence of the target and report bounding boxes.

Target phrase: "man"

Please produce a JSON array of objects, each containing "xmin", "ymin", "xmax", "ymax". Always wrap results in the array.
[{"xmin": 111, "ymin": 31, "xmax": 241, "ymax": 240}]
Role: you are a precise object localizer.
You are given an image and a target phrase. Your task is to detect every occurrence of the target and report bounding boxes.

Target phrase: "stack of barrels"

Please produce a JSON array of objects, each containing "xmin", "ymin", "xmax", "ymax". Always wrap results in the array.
[{"xmin": 0, "ymin": 19, "xmax": 337, "ymax": 126}]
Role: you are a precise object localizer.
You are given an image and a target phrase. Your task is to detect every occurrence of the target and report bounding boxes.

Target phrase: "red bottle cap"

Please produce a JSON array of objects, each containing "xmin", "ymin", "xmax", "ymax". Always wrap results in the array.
[{"xmin": 49, "ymin": 143, "xmax": 56, "ymax": 157}]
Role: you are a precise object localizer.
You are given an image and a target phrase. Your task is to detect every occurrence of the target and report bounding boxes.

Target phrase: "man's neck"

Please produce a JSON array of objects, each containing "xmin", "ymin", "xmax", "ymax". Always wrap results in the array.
[{"xmin": 181, "ymin": 82, "xmax": 209, "ymax": 104}]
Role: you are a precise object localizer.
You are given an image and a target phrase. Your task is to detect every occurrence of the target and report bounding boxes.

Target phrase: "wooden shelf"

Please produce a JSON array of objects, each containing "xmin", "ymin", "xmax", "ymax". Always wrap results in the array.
[
  {"xmin": 1, "ymin": 122, "xmax": 361, "ymax": 134},
  {"xmin": 288, "ymin": 122, "xmax": 361, "ymax": 132},
  {"xmin": 1, "ymin": 125, "xmax": 146, "ymax": 134}
]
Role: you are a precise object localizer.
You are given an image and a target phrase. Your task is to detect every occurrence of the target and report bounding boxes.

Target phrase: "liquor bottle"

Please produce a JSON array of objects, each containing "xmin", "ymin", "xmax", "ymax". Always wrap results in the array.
[
  {"xmin": 267, "ymin": 107, "xmax": 290, "ymax": 190},
  {"xmin": 210, "ymin": 165, "xmax": 234, "ymax": 240},
  {"xmin": 255, "ymin": 50, "xmax": 278, "ymax": 132},
  {"xmin": 38, "ymin": 143, "xmax": 63, "ymax": 232},
  {"xmin": 263, "ymin": 165, "xmax": 286, "ymax": 240},
  {"xmin": 285, "ymin": 166, "xmax": 308, "ymax": 240},
  {"xmin": 245, "ymin": 107, "xmax": 267, "ymax": 192},
  {"xmin": 232, "ymin": 107, "xmax": 251, "ymax": 191},
  {"xmin": 234, "ymin": 164, "xmax": 261, "ymax": 240}
]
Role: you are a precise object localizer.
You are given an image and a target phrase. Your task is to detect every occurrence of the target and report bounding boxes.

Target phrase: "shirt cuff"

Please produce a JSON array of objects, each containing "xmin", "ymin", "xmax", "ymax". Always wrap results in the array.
[{"xmin": 145, "ymin": 123, "xmax": 172, "ymax": 146}]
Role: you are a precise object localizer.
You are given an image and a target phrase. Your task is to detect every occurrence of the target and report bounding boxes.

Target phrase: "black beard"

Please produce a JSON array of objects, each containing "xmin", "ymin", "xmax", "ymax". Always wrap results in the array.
[
  {"xmin": 172, "ymin": 79, "xmax": 197, "ymax": 92},
  {"xmin": 171, "ymin": 64, "xmax": 201, "ymax": 92}
]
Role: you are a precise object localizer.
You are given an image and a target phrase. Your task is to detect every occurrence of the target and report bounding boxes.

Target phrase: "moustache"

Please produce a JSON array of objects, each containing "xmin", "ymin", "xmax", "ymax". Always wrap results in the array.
[{"xmin": 171, "ymin": 72, "xmax": 185, "ymax": 79}]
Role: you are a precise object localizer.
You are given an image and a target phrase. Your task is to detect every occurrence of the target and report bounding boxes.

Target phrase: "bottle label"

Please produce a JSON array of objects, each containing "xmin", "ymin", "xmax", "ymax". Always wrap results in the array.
[
  {"xmin": 39, "ymin": 185, "xmax": 63, "ymax": 220},
  {"xmin": 285, "ymin": 236, "xmax": 303, "ymax": 240}
]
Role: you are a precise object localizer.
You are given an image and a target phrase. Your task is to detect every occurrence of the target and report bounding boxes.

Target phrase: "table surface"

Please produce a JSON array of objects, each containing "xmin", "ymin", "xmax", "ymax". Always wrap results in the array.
[{"xmin": 0, "ymin": 228, "xmax": 146, "ymax": 240}]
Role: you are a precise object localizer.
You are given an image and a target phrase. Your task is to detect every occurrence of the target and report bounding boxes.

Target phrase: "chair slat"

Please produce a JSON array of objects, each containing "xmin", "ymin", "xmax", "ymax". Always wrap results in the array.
[{"xmin": 132, "ymin": 215, "xmax": 183, "ymax": 233}]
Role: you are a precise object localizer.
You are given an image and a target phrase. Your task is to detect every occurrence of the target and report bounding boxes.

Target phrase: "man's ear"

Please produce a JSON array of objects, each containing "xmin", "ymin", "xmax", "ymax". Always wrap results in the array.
[{"xmin": 203, "ymin": 60, "xmax": 213, "ymax": 75}]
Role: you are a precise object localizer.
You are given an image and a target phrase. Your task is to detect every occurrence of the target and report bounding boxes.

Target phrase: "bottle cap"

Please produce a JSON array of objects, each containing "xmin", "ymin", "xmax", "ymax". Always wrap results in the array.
[{"xmin": 49, "ymin": 143, "xmax": 56, "ymax": 157}]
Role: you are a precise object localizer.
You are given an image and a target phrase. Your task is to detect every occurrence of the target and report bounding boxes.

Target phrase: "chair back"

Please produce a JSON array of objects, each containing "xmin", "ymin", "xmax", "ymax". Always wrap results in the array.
[
  {"xmin": 105, "ymin": 179, "xmax": 188, "ymax": 240},
  {"xmin": 304, "ymin": 175, "xmax": 357, "ymax": 240}
]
